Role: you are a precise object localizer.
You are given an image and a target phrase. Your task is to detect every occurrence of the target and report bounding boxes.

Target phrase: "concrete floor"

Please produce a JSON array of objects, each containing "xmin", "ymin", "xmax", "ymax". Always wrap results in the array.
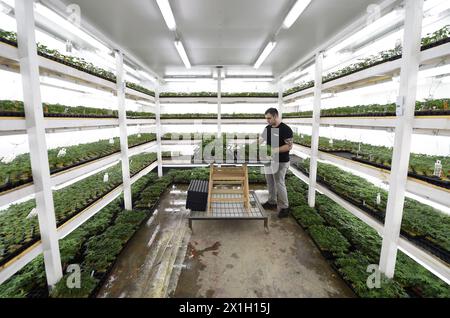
[
  {"xmin": 173, "ymin": 188, "xmax": 354, "ymax": 298},
  {"xmin": 98, "ymin": 184, "xmax": 355, "ymax": 298}
]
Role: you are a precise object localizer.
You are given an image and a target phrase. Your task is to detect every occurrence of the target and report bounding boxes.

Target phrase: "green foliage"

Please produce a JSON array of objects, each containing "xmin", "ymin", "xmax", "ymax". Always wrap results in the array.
[
  {"xmin": 291, "ymin": 206, "xmax": 325, "ymax": 229},
  {"xmin": 292, "ymin": 134, "xmax": 449, "ymax": 181},
  {"xmin": 335, "ymin": 252, "xmax": 408, "ymax": 298},
  {"xmin": 0, "ymin": 133, "xmax": 156, "ymax": 192},
  {"xmin": 0, "ymin": 152, "xmax": 157, "ymax": 265},
  {"xmin": 308, "ymin": 225, "xmax": 351, "ymax": 257},
  {"xmin": 49, "ymin": 272, "xmax": 99, "ymax": 298},
  {"xmin": 159, "ymin": 92, "xmax": 277, "ymax": 98},
  {"xmin": 0, "ymin": 29, "xmax": 154, "ymax": 97},
  {"xmin": 283, "ymin": 25, "xmax": 450, "ymax": 96},
  {"xmin": 286, "ymin": 174, "xmax": 449, "ymax": 298}
]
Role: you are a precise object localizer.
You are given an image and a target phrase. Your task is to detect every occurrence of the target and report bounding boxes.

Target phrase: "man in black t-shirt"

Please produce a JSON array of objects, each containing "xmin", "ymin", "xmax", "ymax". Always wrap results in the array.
[{"xmin": 260, "ymin": 108, "xmax": 293, "ymax": 218}]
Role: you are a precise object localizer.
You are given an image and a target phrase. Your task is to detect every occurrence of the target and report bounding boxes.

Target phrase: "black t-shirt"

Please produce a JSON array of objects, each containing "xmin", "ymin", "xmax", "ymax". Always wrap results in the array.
[{"xmin": 262, "ymin": 122, "xmax": 293, "ymax": 162}]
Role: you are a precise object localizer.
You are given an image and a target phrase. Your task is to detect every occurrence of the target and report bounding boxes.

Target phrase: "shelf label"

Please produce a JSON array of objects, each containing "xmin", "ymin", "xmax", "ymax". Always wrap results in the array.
[{"xmin": 396, "ymin": 96, "xmax": 405, "ymax": 116}]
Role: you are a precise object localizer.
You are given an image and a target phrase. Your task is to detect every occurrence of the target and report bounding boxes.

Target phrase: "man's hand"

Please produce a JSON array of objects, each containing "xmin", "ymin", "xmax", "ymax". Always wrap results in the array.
[{"xmin": 285, "ymin": 138, "xmax": 294, "ymax": 151}]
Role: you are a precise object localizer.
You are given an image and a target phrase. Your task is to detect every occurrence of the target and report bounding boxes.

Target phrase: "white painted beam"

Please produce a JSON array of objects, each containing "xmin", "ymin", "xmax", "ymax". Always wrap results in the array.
[
  {"xmin": 308, "ymin": 52, "xmax": 323, "ymax": 207},
  {"xmin": 15, "ymin": 0, "xmax": 62, "ymax": 287},
  {"xmin": 115, "ymin": 51, "xmax": 132, "ymax": 210},
  {"xmin": 379, "ymin": 0, "xmax": 424, "ymax": 279}
]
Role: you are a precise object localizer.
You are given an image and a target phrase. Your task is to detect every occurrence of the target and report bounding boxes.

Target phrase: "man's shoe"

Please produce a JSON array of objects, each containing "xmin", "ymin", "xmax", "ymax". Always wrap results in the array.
[
  {"xmin": 278, "ymin": 208, "xmax": 290, "ymax": 218},
  {"xmin": 262, "ymin": 201, "xmax": 277, "ymax": 210}
]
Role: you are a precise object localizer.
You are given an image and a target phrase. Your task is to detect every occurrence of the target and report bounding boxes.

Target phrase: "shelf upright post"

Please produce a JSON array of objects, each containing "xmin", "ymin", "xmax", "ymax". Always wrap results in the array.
[
  {"xmin": 14, "ymin": 0, "xmax": 62, "ymax": 287},
  {"xmin": 278, "ymin": 81, "xmax": 283, "ymax": 119},
  {"xmin": 217, "ymin": 66, "xmax": 222, "ymax": 140},
  {"xmin": 308, "ymin": 52, "xmax": 324, "ymax": 207},
  {"xmin": 379, "ymin": 0, "xmax": 424, "ymax": 278},
  {"xmin": 115, "ymin": 50, "xmax": 132, "ymax": 210},
  {"xmin": 155, "ymin": 82, "xmax": 163, "ymax": 177}
]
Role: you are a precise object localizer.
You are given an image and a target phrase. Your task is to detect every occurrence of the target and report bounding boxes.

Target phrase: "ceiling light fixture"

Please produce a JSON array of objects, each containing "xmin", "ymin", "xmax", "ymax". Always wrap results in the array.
[
  {"xmin": 282, "ymin": 0, "xmax": 312, "ymax": 29},
  {"xmin": 156, "ymin": 0, "xmax": 176, "ymax": 31},
  {"xmin": 254, "ymin": 41, "xmax": 277, "ymax": 69},
  {"xmin": 174, "ymin": 40, "xmax": 191, "ymax": 69}
]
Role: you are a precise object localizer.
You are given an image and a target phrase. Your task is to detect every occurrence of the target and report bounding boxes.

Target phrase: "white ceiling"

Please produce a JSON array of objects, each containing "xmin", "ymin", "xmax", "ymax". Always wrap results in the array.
[{"xmin": 53, "ymin": 0, "xmax": 381, "ymax": 78}]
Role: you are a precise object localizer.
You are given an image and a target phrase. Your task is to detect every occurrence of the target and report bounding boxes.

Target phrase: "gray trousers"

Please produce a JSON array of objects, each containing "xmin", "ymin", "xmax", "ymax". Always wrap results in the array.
[{"xmin": 264, "ymin": 161, "xmax": 290, "ymax": 209}]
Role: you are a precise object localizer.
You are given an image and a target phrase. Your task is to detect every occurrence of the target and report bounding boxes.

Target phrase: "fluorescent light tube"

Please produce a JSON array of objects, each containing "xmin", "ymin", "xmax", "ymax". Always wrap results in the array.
[
  {"xmin": 138, "ymin": 70, "xmax": 156, "ymax": 82},
  {"xmin": 174, "ymin": 41, "xmax": 191, "ymax": 69},
  {"xmin": 156, "ymin": 0, "xmax": 176, "ymax": 31},
  {"xmin": 123, "ymin": 64, "xmax": 141, "ymax": 78},
  {"xmin": 283, "ymin": 0, "xmax": 312, "ymax": 29},
  {"xmin": 328, "ymin": 9, "xmax": 404, "ymax": 55},
  {"xmin": 254, "ymin": 41, "xmax": 277, "ymax": 69},
  {"xmin": 34, "ymin": 3, "xmax": 111, "ymax": 54}
]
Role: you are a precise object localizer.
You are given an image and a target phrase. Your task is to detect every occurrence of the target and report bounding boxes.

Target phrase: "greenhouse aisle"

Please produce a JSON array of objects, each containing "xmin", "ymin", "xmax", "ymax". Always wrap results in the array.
[{"xmin": 98, "ymin": 184, "xmax": 354, "ymax": 298}]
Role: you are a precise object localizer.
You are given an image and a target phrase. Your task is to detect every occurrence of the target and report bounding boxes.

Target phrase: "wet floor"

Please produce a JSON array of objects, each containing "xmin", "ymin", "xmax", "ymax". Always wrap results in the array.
[{"xmin": 98, "ymin": 184, "xmax": 355, "ymax": 298}]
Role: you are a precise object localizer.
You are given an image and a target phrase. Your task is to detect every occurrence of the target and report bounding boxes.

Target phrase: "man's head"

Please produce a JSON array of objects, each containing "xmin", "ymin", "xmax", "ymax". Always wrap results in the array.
[{"xmin": 265, "ymin": 108, "xmax": 280, "ymax": 126}]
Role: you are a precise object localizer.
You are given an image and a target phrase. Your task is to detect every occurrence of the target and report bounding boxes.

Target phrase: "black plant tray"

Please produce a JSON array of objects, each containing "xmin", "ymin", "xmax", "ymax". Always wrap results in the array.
[
  {"xmin": 0, "ymin": 37, "xmax": 18, "ymax": 47},
  {"xmin": 0, "ymin": 111, "xmax": 154, "ymax": 120},
  {"xmin": 421, "ymin": 36, "xmax": 450, "ymax": 51},
  {"xmin": 283, "ymin": 85, "xmax": 315, "ymax": 97},
  {"xmin": 352, "ymin": 156, "xmax": 449, "ymax": 189},
  {"xmin": 322, "ymin": 38, "xmax": 450, "ymax": 85},
  {"xmin": 0, "ymin": 139, "xmax": 156, "ymax": 195},
  {"xmin": 88, "ymin": 195, "xmax": 162, "ymax": 298},
  {"xmin": 293, "ymin": 163, "xmax": 450, "ymax": 265},
  {"xmin": 0, "ymin": 111, "xmax": 25, "ymax": 117},
  {"xmin": 44, "ymin": 113, "xmax": 117, "ymax": 119},
  {"xmin": 323, "ymin": 55, "xmax": 402, "ymax": 84},
  {"xmin": 38, "ymin": 52, "xmax": 116, "ymax": 83}
]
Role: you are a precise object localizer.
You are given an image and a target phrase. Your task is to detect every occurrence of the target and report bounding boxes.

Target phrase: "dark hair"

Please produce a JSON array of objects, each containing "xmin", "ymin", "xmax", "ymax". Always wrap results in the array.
[{"xmin": 265, "ymin": 108, "xmax": 279, "ymax": 117}]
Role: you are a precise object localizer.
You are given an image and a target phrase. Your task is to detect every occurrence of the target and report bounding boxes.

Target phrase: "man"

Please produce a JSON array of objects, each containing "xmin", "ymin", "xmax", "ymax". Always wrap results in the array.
[{"xmin": 259, "ymin": 108, "xmax": 293, "ymax": 218}]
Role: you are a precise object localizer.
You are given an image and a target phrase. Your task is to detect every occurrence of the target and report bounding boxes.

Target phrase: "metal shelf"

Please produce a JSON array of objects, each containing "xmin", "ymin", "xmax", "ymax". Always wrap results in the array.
[
  {"xmin": 0, "ymin": 141, "xmax": 157, "ymax": 207},
  {"xmin": 289, "ymin": 165, "xmax": 450, "ymax": 285},
  {"xmin": 0, "ymin": 160, "xmax": 158, "ymax": 285},
  {"xmin": 0, "ymin": 41, "xmax": 155, "ymax": 103},
  {"xmin": 0, "ymin": 117, "xmax": 156, "ymax": 136},
  {"xmin": 292, "ymin": 144, "xmax": 450, "ymax": 207},
  {"xmin": 283, "ymin": 42, "xmax": 450, "ymax": 102}
]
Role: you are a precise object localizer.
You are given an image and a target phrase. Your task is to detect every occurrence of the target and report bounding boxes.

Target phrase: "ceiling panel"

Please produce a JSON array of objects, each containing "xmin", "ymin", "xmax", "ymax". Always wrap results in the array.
[{"xmin": 54, "ymin": 0, "xmax": 381, "ymax": 77}]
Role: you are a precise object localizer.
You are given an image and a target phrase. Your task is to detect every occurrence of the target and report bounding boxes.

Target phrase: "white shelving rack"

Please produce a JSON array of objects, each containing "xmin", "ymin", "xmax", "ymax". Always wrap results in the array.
[{"xmin": 0, "ymin": 1, "xmax": 161, "ymax": 285}]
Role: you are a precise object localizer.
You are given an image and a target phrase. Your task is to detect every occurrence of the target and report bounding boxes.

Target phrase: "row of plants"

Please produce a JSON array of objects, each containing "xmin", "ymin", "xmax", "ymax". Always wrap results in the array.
[
  {"xmin": 0, "ymin": 166, "xmax": 267, "ymax": 297},
  {"xmin": 283, "ymin": 99, "xmax": 450, "ymax": 118},
  {"xmin": 286, "ymin": 173, "xmax": 450, "ymax": 297},
  {"xmin": 0, "ymin": 29, "xmax": 154, "ymax": 97},
  {"xmin": 293, "ymin": 133, "xmax": 449, "ymax": 187},
  {"xmin": 292, "ymin": 158, "xmax": 450, "ymax": 263},
  {"xmin": 191, "ymin": 135, "xmax": 271, "ymax": 163},
  {"xmin": 160, "ymin": 92, "xmax": 277, "ymax": 98},
  {"xmin": 0, "ymin": 168, "xmax": 162, "ymax": 298},
  {"xmin": 162, "ymin": 132, "xmax": 263, "ymax": 140},
  {"xmin": 0, "ymin": 100, "xmax": 155, "ymax": 119},
  {"xmin": 0, "ymin": 152, "xmax": 158, "ymax": 267},
  {"xmin": 0, "ymin": 133, "xmax": 156, "ymax": 194},
  {"xmin": 159, "ymin": 113, "xmax": 265, "ymax": 119},
  {"xmin": 284, "ymin": 25, "xmax": 450, "ymax": 96}
]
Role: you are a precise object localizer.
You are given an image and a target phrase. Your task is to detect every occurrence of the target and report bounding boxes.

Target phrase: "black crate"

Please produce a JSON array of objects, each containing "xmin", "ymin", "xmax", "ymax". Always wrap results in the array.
[{"xmin": 186, "ymin": 180, "xmax": 209, "ymax": 211}]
